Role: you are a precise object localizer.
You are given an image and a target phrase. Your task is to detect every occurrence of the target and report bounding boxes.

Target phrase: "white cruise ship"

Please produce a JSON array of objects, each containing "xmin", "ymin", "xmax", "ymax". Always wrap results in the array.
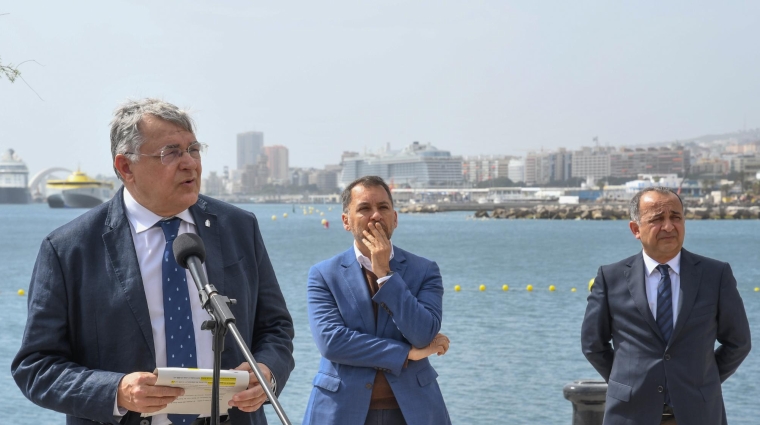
[{"xmin": 0, "ymin": 149, "xmax": 31, "ymax": 204}]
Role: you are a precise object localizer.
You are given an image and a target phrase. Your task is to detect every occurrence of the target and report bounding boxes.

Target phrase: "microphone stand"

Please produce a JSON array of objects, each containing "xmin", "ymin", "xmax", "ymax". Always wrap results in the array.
[{"xmin": 186, "ymin": 259, "xmax": 292, "ymax": 425}]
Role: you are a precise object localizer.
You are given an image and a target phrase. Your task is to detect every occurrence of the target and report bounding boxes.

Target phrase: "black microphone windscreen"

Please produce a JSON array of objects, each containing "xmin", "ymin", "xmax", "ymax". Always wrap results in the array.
[{"xmin": 173, "ymin": 233, "xmax": 206, "ymax": 268}]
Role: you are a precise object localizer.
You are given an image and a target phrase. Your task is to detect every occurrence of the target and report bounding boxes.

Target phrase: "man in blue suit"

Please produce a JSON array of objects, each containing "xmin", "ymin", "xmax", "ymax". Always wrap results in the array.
[
  {"xmin": 303, "ymin": 176, "xmax": 451, "ymax": 425},
  {"xmin": 13, "ymin": 98, "xmax": 295, "ymax": 425},
  {"xmin": 582, "ymin": 187, "xmax": 751, "ymax": 425}
]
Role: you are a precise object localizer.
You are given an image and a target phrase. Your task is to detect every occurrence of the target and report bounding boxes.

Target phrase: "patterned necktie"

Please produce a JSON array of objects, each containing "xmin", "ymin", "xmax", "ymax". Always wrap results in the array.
[
  {"xmin": 656, "ymin": 264, "xmax": 674, "ymax": 343},
  {"xmin": 159, "ymin": 218, "xmax": 198, "ymax": 425}
]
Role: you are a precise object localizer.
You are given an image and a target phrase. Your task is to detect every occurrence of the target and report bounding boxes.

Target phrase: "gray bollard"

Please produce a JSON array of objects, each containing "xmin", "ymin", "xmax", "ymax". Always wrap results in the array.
[{"xmin": 563, "ymin": 380, "xmax": 607, "ymax": 425}]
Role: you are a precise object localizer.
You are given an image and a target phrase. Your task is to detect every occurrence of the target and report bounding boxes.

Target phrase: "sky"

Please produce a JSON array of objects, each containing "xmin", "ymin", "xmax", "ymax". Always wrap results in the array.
[{"xmin": 2, "ymin": 0, "xmax": 759, "ymax": 179}]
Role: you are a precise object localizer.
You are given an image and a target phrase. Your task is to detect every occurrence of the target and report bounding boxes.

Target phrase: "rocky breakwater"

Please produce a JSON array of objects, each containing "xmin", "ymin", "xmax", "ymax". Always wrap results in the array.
[{"xmin": 472, "ymin": 204, "xmax": 760, "ymax": 220}]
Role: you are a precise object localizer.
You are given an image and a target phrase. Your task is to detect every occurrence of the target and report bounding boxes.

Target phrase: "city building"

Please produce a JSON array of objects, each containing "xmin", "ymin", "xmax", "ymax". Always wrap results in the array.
[
  {"xmin": 609, "ymin": 147, "xmax": 690, "ymax": 178},
  {"xmin": 339, "ymin": 141, "xmax": 463, "ymax": 188},
  {"xmin": 263, "ymin": 145, "xmax": 289, "ymax": 184},
  {"xmin": 462, "ymin": 155, "xmax": 513, "ymax": 183},
  {"xmin": 507, "ymin": 158, "xmax": 525, "ymax": 183},
  {"xmin": 236, "ymin": 131, "xmax": 264, "ymax": 171},
  {"xmin": 571, "ymin": 147, "xmax": 611, "ymax": 181}
]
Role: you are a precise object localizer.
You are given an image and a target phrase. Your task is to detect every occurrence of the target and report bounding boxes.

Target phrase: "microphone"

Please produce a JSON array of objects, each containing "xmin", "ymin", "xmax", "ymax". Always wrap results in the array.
[{"xmin": 173, "ymin": 233, "xmax": 212, "ymax": 304}]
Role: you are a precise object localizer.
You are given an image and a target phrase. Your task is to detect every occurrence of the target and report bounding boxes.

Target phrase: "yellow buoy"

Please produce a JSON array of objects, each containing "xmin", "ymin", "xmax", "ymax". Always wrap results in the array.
[
  {"xmin": 755, "ymin": 287, "xmax": 759, "ymax": 292},
  {"xmin": 271, "ymin": 215, "xmax": 277, "ymax": 221},
  {"xmin": 588, "ymin": 278, "xmax": 595, "ymax": 292},
  {"xmin": 321, "ymin": 219, "xmax": 327, "ymax": 225},
  {"xmin": 283, "ymin": 213, "xmax": 288, "ymax": 218},
  {"xmin": 502, "ymin": 284, "xmax": 509, "ymax": 291},
  {"xmin": 479, "ymin": 284, "xmax": 486, "ymax": 291},
  {"xmin": 526, "ymin": 284, "xmax": 533, "ymax": 292},
  {"xmin": 454, "ymin": 285, "xmax": 461, "ymax": 292},
  {"xmin": 18, "ymin": 289, "xmax": 25, "ymax": 296},
  {"xmin": 549, "ymin": 285, "xmax": 556, "ymax": 292},
  {"xmin": 571, "ymin": 287, "xmax": 577, "ymax": 292}
]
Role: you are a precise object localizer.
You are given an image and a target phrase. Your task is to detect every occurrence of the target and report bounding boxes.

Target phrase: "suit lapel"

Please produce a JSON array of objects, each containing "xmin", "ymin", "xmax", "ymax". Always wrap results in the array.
[
  {"xmin": 376, "ymin": 247, "xmax": 408, "ymax": 336},
  {"xmin": 102, "ymin": 188, "xmax": 156, "ymax": 360},
  {"xmin": 190, "ymin": 197, "xmax": 224, "ymax": 295},
  {"xmin": 671, "ymin": 249, "xmax": 700, "ymax": 344},
  {"xmin": 340, "ymin": 249, "xmax": 376, "ymax": 333},
  {"xmin": 626, "ymin": 253, "xmax": 663, "ymax": 340}
]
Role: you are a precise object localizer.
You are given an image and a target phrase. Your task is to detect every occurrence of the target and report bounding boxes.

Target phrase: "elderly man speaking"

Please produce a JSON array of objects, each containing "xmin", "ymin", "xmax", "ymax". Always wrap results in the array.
[{"xmin": 13, "ymin": 98, "xmax": 295, "ymax": 425}]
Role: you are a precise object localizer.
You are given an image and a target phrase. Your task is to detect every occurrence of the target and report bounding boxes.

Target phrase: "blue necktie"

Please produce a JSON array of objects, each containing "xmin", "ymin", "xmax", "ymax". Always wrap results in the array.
[
  {"xmin": 656, "ymin": 264, "xmax": 674, "ymax": 343},
  {"xmin": 159, "ymin": 218, "xmax": 198, "ymax": 425}
]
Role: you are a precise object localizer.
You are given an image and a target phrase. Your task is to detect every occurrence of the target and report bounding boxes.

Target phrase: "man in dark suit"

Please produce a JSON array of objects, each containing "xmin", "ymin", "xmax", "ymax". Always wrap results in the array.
[
  {"xmin": 303, "ymin": 176, "xmax": 451, "ymax": 425},
  {"xmin": 582, "ymin": 186, "xmax": 751, "ymax": 425},
  {"xmin": 12, "ymin": 98, "xmax": 295, "ymax": 425}
]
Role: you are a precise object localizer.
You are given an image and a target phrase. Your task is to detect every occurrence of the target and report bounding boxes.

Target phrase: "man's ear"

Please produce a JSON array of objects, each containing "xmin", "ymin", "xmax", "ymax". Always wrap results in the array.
[
  {"xmin": 114, "ymin": 154, "xmax": 134, "ymax": 183},
  {"xmin": 629, "ymin": 221, "xmax": 641, "ymax": 240},
  {"xmin": 342, "ymin": 213, "xmax": 350, "ymax": 231}
]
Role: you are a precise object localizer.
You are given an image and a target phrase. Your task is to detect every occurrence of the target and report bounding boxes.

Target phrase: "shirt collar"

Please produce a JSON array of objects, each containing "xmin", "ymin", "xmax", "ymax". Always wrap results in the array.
[
  {"xmin": 123, "ymin": 188, "xmax": 196, "ymax": 233},
  {"xmin": 353, "ymin": 241, "xmax": 394, "ymax": 272},
  {"xmin": 642, "ymin": 250, "xmax": 681, "ymax": 277}
]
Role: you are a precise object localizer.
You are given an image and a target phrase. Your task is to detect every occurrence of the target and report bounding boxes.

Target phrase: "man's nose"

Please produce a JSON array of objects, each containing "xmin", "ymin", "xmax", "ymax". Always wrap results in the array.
[
  {"xmin": 178, "ymin": 151, "xmax": 197, "ymax": 169},
  {"xmin": 370, "ymin": 209, "xmax": 383, "ymax": 220},
  {"xmin": 662, "ymin": 219, "xmax": 674, "ymax": 231}
]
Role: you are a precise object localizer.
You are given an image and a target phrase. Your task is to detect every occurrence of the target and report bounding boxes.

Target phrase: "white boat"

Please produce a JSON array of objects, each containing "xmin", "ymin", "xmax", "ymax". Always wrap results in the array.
[
  {"xmin": 46, "ymin": 170, "xmax": 114, "ymax": 208},
  {"xmin": 0, "ymin": 149, "xmax": 31, "ymax": 204}
]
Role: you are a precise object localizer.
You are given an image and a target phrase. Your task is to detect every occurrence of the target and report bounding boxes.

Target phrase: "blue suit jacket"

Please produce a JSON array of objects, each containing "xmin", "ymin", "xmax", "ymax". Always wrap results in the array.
[
  {"xmin": 581, "ymin": 249, "xmax": 751, "ymax": 425},
  {"xmin": 12, "ymin": 189, "xmax": 295, "ymax": 425},
  {"xmin": 303, "ymin": 246, "xmax": 451, "ymax": 425}
]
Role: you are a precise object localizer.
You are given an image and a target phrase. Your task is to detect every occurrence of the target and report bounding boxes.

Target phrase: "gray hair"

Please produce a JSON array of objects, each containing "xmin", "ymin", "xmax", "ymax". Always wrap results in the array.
[
  {"xmin": 110, "ymin": 98, "xmax": 195, "ymax": 180},
  {"xmin": 629, "ymin": 186, "xmax": 683, "ymax": 222}
]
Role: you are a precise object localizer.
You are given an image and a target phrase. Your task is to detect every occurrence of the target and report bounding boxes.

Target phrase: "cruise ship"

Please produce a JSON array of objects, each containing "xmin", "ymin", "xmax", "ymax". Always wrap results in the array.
[
  {"xmin": 340, "ymin": 141, "xmax": 464, "ymax": 189},
  {"xmin": 0, "ymin": 149, "xmax": 31, "ymax": 204},
  {"xmin": 46, "ymin": 170, "xmax": 115, "ymax": 208}
]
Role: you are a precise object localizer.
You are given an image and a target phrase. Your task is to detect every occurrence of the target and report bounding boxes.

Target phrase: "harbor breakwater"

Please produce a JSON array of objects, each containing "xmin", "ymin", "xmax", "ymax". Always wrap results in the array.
[{"xmin": 399, "ymin": 203, "xmax": 760, "ymax": 220}]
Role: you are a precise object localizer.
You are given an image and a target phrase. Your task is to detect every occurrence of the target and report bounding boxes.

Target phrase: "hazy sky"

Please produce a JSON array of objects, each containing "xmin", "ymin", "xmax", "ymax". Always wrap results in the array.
[{"xmin": 2, "ymin": 1, "xmax": 759, "ymax": 178}]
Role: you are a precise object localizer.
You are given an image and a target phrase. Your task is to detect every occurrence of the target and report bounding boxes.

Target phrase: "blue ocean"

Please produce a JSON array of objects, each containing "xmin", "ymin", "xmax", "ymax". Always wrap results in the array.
[{"xmin": 1, "ymin": 203, "xmax": 757, "ymax": 424}]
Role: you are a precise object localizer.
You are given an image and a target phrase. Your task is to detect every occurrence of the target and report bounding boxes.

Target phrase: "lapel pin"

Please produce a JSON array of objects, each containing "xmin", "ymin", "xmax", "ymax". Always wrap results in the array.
[{"xmin": 205, "ymin": 219, "xmax": 211, "ymax": 228}]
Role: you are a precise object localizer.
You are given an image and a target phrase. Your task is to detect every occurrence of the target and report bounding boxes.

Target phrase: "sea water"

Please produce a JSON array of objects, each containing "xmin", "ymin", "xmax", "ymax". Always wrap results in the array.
[{"xmin": 1, "ymin": 203, "xmax": 757, "ymax": 424}]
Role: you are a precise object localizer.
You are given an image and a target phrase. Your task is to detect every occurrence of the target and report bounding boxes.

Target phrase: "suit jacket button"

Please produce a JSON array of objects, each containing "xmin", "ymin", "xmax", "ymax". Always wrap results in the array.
[
  {"xmin": 365, "ymin": 383, "xmax": 373, "ymax": 389},
  {"xmin": 664, "ymin": 354, "xmax": 671, "ymax": 360},
  {"xmin": 140, "ymin": 420, "xmax": 150, "ymax": 425},
  {"xmin": 657, "ymin": 386, "xmax": 664, "ymax": 393}
]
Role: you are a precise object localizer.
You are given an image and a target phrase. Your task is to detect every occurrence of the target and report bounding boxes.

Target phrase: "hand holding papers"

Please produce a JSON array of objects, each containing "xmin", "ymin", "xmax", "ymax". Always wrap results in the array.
[{"xmin": 141, "ymin": 367, "xmax": 249, "ymax": 417}]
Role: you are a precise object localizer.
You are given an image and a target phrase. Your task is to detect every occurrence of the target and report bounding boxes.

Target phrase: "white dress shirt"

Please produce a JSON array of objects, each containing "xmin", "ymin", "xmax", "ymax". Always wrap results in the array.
[
  {"xmin": 119, "ymin": 189, "xmax": 214, "ymax": 424},
  {"xmin": 353, "ymin": 242, "xmax": 395, "ymax": 285},
  {"xmin": 642, "ymin": 251, "xmax": 682, "ymax": 327}
]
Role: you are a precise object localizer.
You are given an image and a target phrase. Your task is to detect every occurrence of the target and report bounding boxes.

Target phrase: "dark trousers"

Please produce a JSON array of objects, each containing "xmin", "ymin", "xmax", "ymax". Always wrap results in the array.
[{"xmin": 364, "ymin": 409, "xmax": 407, "ymax": 425}]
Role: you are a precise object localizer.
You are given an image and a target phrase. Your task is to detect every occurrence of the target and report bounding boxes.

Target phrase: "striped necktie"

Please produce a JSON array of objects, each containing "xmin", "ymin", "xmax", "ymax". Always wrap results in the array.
[
  {"xmin": 159, "ymin": 218, "xmax": 198, "ymax": 425},
  {"xmin": 656, "ymin": 264, "xmax": 673, "ymax": 343}
]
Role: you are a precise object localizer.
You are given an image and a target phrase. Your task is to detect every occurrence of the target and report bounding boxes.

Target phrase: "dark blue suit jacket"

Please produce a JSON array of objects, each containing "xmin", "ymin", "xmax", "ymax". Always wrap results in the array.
[
  {"xmin": 12, "ymin": 188, "xmax": 295, "ymax": 425},
  {"xmin": 303, "ymin": 246, "xmax": 451, "ymax": 425},
  {"xmin": 582, "ymin": 249, "xmax": 751, "ymax": 425}
]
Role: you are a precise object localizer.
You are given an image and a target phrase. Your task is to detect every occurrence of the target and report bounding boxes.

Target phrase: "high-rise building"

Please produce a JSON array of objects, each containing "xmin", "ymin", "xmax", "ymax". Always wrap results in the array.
[
  {"xmin": 461, "ymin": 155, "xmax": 514, "ymax": 183},
  {"xmin": 263, "ymin": 145, "xmax": 289, "ymax": 184},
  {"xmin": 571, "ymin": 147, "xmax": 612, "ymax": 180},
  {"xmin": 507, "ymin": 158, "xmax": 525, "ymax": 183},
  {"xmin": 236, "ymin": 131, "xmax": 264, "ymax": 170}
]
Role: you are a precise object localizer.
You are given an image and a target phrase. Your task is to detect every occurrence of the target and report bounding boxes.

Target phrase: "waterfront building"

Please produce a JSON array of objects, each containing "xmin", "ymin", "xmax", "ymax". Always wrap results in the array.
[
  {"xmin": 236, "ymin": 131, "xmax": 264, "ymax": 171},
  {"xmin": 263, "ymin": 145, "xmax": 289, "ymax": 184},
  {"xmin": 339, "ymin": 141, "xmax": 463, "ymax": 188},
  {"xmin": 571, "ymin": 147, "xmax": 611, "ymax": 181},
  {"xmin": 0, "ymin": 148, "xmax": 30, "ymax": 204},
  {"xmin": 507, "ymin": 158, "xmax": 525, "ymax": 183},
  {"xmin": 462, "ymin": 155, "xmax": 513, "ymax": 183},
  {"xmin": 609, "ymin": 146, "xmax": 690, "ymax": 177},
  {"xmin": 730, "ymin": 154, "xmax": 760, "ymax": 175}
]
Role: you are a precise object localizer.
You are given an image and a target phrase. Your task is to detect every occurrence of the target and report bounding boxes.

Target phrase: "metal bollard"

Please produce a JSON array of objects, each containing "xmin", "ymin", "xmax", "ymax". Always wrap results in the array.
[{"xmin": 563, "ymin": 380, "xmax": 607, "ymax": 425}]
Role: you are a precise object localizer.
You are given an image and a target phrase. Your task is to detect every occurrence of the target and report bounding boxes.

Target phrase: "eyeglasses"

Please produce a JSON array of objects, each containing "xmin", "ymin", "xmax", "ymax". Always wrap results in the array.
[{"xmin": 126, "ymin": 142, "xmax": 208, "ymax": 165}]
